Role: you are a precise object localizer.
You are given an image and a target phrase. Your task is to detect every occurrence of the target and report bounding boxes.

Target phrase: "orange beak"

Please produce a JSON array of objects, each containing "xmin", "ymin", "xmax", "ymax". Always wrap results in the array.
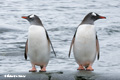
[
  {"xmin": 22, "ymin": 16, "xmax": 28, "ymax": 19},
  {"xmin": 99, "ymin": 16, "xmax": 106, "ymax": 19}
]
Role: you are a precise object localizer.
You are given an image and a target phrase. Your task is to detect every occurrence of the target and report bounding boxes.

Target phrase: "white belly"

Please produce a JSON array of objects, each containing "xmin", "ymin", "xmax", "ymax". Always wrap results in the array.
[
  {"xmin": 73, "ymin": 24, "xmax": 96, "ymax": 65},
  {"xmin": 28, "ymin": 25, "xmax": 50, "ymax": 66}
]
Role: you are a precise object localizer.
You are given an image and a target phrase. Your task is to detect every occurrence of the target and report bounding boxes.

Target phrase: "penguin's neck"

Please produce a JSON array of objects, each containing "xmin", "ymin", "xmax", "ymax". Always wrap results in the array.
[
  {"xmin": 30, "ymin": 21, "xmax": 43, "ymax": 26},
  {"xmin": 81, "ymin": 18, "xmax": 94, "ymax": 25},
  {"xmin": 30, "ymin": 24, "xmax": 43, "ymax": 26},
  {"xmin": 30, "ymin": 24, "xmax": 43, "ymax": 28}
]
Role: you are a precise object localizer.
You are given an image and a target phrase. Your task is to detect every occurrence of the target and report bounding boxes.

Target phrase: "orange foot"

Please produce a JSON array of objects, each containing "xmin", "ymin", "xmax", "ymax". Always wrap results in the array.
[
  {"xmin": 77, "ymin": 65, "xmax": 85, "ymax": 70},
  {"xmin": 86, "ymin": 65, "xmax": 94, "ymax": 71},
  {"xmin": 29, "ymin": 67, "xmax": 37, "ymax": 72},
  {"xmin": 39, "ymin": 67, "xmax": 46, "ymax": 72}
]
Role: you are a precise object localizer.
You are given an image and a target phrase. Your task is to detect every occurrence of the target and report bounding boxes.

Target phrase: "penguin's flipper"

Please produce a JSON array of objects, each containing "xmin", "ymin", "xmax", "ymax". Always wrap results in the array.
[
  {"xmin": 24, "ymin": 39, "xmax": 28, "ymax": 60},
  {"xmin": 96, "ymin": 35, "xmax": 100, "ymax": 60},
  {"xmin": 45, "ymin": 30, "xmax": 56, "ymax": 57},
  {"xmin": 68, "ymin": 31, "xmax": 77, "ymax": 57}
]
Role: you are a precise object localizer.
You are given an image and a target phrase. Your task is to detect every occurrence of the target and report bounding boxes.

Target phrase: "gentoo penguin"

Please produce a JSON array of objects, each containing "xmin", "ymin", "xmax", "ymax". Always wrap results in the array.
[
  {"xmin": 22, "ymin": 14, "xmax": 56, "ymax": 72},
  {"xmin": 69, "ymin": 12, "xmax": 106, "ymax": 71}
]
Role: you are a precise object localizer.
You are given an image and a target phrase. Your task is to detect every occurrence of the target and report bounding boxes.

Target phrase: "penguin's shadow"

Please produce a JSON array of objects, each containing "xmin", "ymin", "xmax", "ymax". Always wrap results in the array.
[{"xmin": 75, "ymin": 70, "xmax": 95, "ymax": 80}]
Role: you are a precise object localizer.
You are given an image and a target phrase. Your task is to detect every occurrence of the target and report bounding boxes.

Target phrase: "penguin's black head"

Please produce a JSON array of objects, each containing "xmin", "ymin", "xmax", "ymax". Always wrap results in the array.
[
  {"xmin": 89, "ymin": 12, "xmax": 106, "ymax": 21},
  {"xmin": 81, "ymin": 12, "xmax": 106, "ymax": 24},
  {"xmin": 22, "ymin": 14, "xmax": 43, "ymax": 26}
]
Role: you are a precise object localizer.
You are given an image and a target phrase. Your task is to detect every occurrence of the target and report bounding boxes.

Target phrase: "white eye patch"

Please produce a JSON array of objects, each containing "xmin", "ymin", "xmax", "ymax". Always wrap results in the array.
[
  {"xmin": 29, "ymin": 14, "xmax": 35, "ymax": 18},
  {"xmin": 92, "ymin": 12, "xmax": 96, "ymax": 16}
]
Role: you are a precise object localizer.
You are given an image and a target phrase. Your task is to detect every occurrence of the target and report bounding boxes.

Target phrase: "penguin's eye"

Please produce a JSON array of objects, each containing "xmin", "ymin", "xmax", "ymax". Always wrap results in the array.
[{"xmin": 92, "ymin": 12, "xmax": 96, "ymax": 16}]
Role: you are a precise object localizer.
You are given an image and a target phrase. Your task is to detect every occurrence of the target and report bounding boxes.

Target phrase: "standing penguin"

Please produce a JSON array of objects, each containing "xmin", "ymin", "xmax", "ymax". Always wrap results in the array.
[
  {"xmin": 69, "ymin": 12, "xmax": 106, "ymax": 71},
  {"xmin": 22, "ymin": 14, "xmax": 56, "ymax": 72}
]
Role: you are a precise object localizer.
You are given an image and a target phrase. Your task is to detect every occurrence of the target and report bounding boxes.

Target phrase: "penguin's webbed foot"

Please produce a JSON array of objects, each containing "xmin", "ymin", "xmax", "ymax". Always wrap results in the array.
[
  {"xmin": 29, "ymin": 67, "xmax": 37, "ymax": 72},
  {"xmin": 86, "ymin": 65, "xmax": 94, "ymax": 71},
  {"xmin": 77, "ymin": 65, "xmax": 85, "ymax": 70},
  {"xmin": 39, "ymin": 67, "xmax": 46, "ymax": 72}
]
